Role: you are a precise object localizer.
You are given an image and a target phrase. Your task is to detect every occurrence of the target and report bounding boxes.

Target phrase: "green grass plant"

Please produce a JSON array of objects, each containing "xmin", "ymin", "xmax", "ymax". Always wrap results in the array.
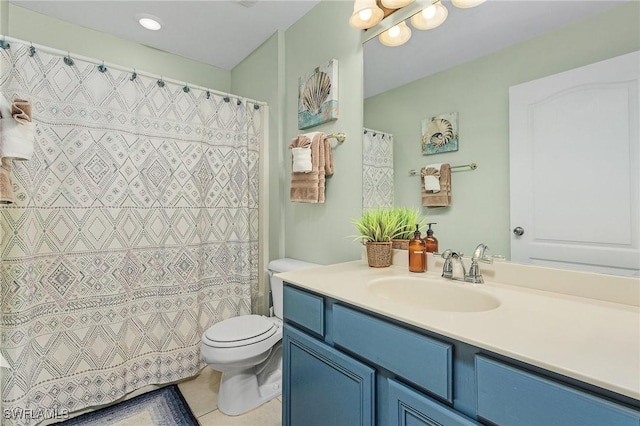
[{"xmin": 353, "ymin": 208, "xmax": 405, "ymax": 243}]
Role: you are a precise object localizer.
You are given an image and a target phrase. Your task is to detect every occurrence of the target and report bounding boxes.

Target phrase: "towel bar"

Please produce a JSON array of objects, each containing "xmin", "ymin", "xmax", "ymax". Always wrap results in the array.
[
  {"xmin": 327, "ymin": 133, "xmax": 346, "ymax": 144},
  {"xmin": 409, "ymin": 163, "xmax": 477, "ymax": 175}
]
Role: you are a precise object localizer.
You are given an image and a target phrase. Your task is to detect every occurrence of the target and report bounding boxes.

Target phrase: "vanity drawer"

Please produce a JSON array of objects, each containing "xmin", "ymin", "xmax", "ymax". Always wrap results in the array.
[
  {"xmin": 476, "ymin": 355, "xmax": 640, "ymax": 426},
  {"xmin": 283, "ymin": 285, "xmax": 324, "ymax": 337},
  {"xmin": 333, "ymin": 304, "xmax": 452, "ymax": 402}
]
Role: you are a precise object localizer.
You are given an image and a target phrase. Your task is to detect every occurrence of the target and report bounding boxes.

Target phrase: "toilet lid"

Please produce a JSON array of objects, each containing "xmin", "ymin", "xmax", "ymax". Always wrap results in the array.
[{"xmin": 204, "ymin": 315, "xmax": 277, "ymax": 347}]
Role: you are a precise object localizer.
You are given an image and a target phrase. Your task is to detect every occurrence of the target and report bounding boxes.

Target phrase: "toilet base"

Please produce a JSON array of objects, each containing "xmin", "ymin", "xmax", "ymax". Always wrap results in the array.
[{"xmin": 216, "ymin": 343, "xmax": 282, "ymax": 416}]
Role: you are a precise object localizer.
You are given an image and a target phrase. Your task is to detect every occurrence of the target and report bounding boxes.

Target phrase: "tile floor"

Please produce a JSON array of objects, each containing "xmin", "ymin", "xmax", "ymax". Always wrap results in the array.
[{"xmin": 177, "ymin": 368, "xmax": 282, "ymax": 426}]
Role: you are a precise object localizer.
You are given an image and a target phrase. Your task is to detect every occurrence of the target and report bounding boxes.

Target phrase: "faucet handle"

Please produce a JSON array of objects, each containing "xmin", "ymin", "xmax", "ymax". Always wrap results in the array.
[{"xmin": 472, "ymin": 243, "xmax": 492, "ymax": 263}]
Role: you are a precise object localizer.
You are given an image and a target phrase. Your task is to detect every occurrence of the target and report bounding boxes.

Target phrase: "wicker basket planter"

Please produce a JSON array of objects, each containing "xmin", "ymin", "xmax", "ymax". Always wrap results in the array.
[
  {"xmin": 366, "ymin": 241, "xmax": 393, "ymax": 268},
  {"xmin": 391, "ymin": 239, "xmax": 410, "ymax": 250}
]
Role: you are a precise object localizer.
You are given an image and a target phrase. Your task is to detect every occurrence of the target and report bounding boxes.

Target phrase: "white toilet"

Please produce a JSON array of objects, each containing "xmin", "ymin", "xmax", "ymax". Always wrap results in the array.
[{"xmin": 200, "ymin": 258, "xmax": 318, "ymax": 416}]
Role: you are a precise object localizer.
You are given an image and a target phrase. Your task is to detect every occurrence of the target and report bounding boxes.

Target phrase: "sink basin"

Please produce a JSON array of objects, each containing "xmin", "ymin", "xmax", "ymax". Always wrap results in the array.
[{"xmin": 367, "ymin": 277, "xmax": 500, "ymax": 312}]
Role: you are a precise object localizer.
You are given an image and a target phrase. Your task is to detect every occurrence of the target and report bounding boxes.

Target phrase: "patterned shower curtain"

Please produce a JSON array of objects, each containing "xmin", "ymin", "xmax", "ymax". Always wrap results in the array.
[
  {"xmin": 0, "ymin": 39, "xmax": 261, "ymax": 425},
  {"xmin": 362, "ymin": 128, "xmax": 394, "ymax": 209}
]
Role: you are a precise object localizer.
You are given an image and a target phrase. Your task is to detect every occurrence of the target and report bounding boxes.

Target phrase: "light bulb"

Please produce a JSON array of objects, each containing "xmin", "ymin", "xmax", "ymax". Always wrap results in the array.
[
  {"xmin": 378, "ymin": 21, "xmax": 411, "ymax": 47},
  {"xmin": 359, "ymin": 8, "xmax": 373, "ymax": 21},
  {"xmin": 410, "ymin": 2, "xmax": 448, "ymax": 30},
  {"xmin": 422, "ymin": 5, "xmax": 436, "ymax": 19},
  {"xmin": 349, "ymin": 0, "xmax": 384, "ymax": 29}
]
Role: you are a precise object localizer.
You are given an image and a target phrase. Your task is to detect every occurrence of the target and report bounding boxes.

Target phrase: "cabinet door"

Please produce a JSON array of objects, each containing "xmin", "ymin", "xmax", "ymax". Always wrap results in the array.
[
  {"xmin": 388, "ymin": 379, "xmax": 480, "ymax": 426},
  {"xmin": 283, "ymin": 325, "xmax": 375, "ymax": 426},
  {"xmin": 476, "ymin": 356, "xmax": 640, "ymax": 426}
]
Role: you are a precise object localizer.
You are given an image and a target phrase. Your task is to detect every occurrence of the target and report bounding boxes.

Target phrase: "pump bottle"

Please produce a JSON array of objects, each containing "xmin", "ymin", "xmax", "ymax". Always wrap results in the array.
[
  {"xmin": 425, "ymin": 223, "xmax": 438, "ymax": 253},
  {"xmin": 408, "ymin": 224, "xmax": 426, "ymax": 273}
]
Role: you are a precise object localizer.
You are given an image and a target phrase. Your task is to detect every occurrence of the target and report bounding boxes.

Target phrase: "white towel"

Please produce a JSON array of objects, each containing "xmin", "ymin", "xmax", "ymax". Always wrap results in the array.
[
  {"xmin": 1, "ymin": 118, "xmax": 35, "ymax": 160},
  {"xmin": 292, "ymin": 147, "xmax": 313, "ymax": 173},
  {"xmin": 0, "ymin": 94, "xmax": 11, "ymax": 119},
  {"xmin": 424, "ymin": 163, "xmax": 442, "ymax": 192}
]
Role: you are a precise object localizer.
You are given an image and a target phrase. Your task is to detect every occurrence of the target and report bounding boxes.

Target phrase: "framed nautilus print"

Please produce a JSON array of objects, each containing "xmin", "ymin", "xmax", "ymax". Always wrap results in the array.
[
  {"xmin": 421, "ymin": 111, "xmax": 459, "ymax": 155},
  {"xmin": 298, "ymin": 59, "xmax": 339, "ymax": 130}
]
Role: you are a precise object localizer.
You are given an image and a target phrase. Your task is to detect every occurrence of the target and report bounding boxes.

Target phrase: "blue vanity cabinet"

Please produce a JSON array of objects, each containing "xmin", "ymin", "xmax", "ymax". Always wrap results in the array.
[
  {"xmin": 282, "ymin": 283, "xmax": 640, "ymax": 426},
  {"xmin": 282, "ymin": 325, "xmax": 375, "ymax": 426}
]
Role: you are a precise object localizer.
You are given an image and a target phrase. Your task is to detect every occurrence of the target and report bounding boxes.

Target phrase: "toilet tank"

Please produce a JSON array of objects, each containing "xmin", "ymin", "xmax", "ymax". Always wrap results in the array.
[{"xmin": 268, "ymin": 258, "xmax": 319, "ymax": 319}]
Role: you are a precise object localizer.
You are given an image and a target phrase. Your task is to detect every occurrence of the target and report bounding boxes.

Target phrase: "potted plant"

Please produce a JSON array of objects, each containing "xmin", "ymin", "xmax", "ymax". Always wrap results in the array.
[
  {"xmin": 391, "ymin": 207, "xmax": 426, "ymax": 250},
  {"xmin": 353, "ymin": 208, "xmax": 404, "ymax": 267}
]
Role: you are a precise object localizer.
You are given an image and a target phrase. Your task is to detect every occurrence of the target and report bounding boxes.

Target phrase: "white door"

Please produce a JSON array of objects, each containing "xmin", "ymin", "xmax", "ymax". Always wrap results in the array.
[{"xmin": 509, "ymin": 51, "xmax": 639, "ymax": 277}]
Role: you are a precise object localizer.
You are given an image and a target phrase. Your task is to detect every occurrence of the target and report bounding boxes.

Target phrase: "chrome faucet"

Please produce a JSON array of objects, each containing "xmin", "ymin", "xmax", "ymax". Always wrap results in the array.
[
  {"xmin": 464, "ymin": 243, "xmax": 493, "ymax": 284},
  {"xmin": 441, "ymin": 250, "xmax": 466, "ymax": 281},
  {"xmin": 441, "ymin": 244, "xmax": 493, "ymax": 284}
]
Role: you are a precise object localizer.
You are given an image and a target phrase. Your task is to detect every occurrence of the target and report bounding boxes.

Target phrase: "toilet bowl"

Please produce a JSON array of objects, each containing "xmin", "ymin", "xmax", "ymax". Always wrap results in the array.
[{"xmin": 201, "ymin": 258, "xmax": 318, "ymax": 416}]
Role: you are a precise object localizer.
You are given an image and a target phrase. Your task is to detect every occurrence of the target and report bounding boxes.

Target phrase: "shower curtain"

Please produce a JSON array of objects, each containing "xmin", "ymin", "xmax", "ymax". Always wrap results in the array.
[
  {"xmin": 362, "ymin": 128, "xmax": 394, "ymax": 209},
  {"xmin": 0, "ymin": 39, "xmax": 262, "ymax": 425}
]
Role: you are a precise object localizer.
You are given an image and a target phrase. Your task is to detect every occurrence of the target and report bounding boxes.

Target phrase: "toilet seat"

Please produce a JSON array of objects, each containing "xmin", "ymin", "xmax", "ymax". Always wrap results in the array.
[{"xmin": 203, "ymin": 315, "xmax": 279, "ymax": 348}]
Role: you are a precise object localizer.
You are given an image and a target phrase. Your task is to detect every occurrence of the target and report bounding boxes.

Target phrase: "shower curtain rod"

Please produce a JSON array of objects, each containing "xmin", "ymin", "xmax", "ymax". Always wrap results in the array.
[{"xmin": 0, "ymin": 35, "xmax": 268, "ymax": 107}]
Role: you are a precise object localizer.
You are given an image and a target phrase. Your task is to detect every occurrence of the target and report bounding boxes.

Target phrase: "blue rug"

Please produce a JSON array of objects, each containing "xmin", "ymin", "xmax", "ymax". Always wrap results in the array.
[{"xmin": 53, "ymin": 385, "xmax": 199, "ymax": 426}]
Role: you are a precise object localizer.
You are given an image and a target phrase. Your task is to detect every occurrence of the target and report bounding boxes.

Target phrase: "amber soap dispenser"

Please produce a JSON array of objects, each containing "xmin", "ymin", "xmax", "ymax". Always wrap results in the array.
[
  {"xmin": 425, "ymin": 223, "xmax": 438, "ymax": 253},
  {"xmin": 408, "ymin": 225, "xmax": 426, "ymax": 273}
]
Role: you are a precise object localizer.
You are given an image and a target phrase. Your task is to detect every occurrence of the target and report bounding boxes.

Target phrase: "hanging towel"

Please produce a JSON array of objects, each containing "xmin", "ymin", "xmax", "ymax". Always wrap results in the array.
[
  {"xmin": 289, "ymin": 135, "xmax": 313, "ymax": 173},
  {"xmin": 291, "ymin": 145, "xmax": 313, "ymax": 173},
  {"xmin": 11, "ymin": 98, "xmax": 32, "ymax": 124},
  {"xmin": 324, "ymin": 135, "xmax": 334, "ymax": 176},
  {"xmin": 0, "ymin": 94, "xmax": 11, "ymax": 119},
  {"xmin": 421, "ymin": 163, "xmax": 451, "ymax": 207},
  {"xmin": 0, "ymin": 96, "xmax": 35, "ymax": 161},
  {"xmin": 0, "ymin": 158, "xmax": 14, "ymax": 204},
  {"xmin": 289, "ymin": 132, "xmax": 332, "ymax": 203},
  {"xmin": 423, "ymin": 163, "xmax": 442, "ymax": 192}
]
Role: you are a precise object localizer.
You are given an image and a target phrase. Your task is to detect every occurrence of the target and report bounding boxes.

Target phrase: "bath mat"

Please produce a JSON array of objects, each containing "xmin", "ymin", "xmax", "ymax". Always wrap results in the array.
[{"xmin": 53, "ymin": 385, "xmax": 199, "ymax": 426}]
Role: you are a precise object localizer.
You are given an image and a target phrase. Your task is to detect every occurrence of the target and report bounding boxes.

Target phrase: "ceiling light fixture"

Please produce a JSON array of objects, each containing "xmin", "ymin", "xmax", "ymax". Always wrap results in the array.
[
  {"xmin": 451, "ymin": 0, "xmax": 486, "ymax": 8},
  {"xmin": 378, "ymin": 21, "xmax": 412, "ymax": 47},
  {"xmin": 137, "ymin": 14, "xmax": 163, "ymax": 31},
  {"xmin": 349, "ymin": 0, "xmax": 384, "ymax": 29},
  {"xmin": 410, "ymin": 1, "xmax": 448, "ymax": 30}
]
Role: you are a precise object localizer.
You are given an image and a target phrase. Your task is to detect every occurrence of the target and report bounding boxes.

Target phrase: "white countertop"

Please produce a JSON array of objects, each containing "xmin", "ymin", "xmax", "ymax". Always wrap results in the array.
[{"xmin": 277, "ymin": 260, "xmax": 640, "ymax": 401}]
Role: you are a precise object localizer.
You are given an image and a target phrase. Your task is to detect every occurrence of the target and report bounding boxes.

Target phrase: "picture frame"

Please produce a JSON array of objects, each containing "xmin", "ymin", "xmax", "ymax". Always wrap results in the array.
[
  {"xmin": 298, "ymin": 59, "xmax": 339, "ymax": 130},
  {"xmin": 421, "ymin": 111, "xmax": 459, "ymax": 155}
]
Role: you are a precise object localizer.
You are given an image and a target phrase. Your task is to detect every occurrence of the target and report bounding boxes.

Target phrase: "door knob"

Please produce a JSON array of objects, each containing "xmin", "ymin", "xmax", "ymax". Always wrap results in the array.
[{"xmin": 513, "ymin": 227, "xmax": 525, "ymax": 236}]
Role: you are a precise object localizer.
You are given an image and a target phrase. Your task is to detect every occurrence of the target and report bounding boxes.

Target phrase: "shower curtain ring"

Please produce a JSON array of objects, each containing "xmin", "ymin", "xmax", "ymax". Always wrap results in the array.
[
  {"xmin": 223, "ymin": 95, "xmax": 230, "ymax": 103},
  {"xmin": 97, "ymin": 61, "xmax": 107, "ymax": 73},
  {"xmin": 253, "ymin": 104, "xmax": 260, "ymax": 110},
  {"xmin": 64, "ymin": 52, "xmax": 74, "ymax": 66},
  {"xmin": 28, "ymin": 43, "xmax": 36, "ymax": 57},
  {"xmin": 130, "ymin": 69, "xmax": 137, "ymax": 81},
  {"xmin": 157, "ymin": 77, "xmax": 165, "ymax": 88},
  {"xmin": 183, "ymin": 84, "xmax": 190, "ymax": 93},
  {"xmin": 0, "ymin": 37, "xmax": 10, "ymax": 49},
  {"xmin": 206, "ymin": 91, "xmax": 211, "ymax": 99}
]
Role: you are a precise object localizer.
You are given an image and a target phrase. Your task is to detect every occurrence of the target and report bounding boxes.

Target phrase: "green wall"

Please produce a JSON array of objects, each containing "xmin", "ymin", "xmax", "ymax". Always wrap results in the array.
[
  {"xmin": 283, "ymin": 0, "xmax": 365, "ymax": 265},
  {"xmin": 4, "ymin": 4, "xmax": 230, "ymax": 91},
  {"xmin": 232, "ymin": 31, "xmax": 285, "ymax": 264},
  {"xmin": 364, "ymin": 2, "xmax": 640, "ymax": 258},
  {"xmin": 231, "ymin": 31, "xmax": 285, "ymax": 314}
]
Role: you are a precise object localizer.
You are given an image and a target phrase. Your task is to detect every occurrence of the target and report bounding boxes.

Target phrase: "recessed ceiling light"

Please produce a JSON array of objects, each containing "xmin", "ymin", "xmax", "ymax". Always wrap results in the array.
[{"xmin": 137, "ymin": 14, "xmax": 162, "ymax": 31}]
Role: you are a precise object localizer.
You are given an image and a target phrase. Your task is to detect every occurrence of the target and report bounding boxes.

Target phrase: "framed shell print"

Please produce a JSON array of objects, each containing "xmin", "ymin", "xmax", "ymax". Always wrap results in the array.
[
  {"xmin": 298, "ymin": 59, "xmax": 339, "ymax": 130},
  {"xmin": 421, "ymin": 112, "xmax": 459, "ymax": 155}
]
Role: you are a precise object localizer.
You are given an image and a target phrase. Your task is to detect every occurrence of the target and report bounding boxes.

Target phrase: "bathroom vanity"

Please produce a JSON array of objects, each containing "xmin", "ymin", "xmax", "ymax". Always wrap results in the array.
[{"xmin": 278, "ymin": 259, "xmax": 640, "ymax": 425}]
